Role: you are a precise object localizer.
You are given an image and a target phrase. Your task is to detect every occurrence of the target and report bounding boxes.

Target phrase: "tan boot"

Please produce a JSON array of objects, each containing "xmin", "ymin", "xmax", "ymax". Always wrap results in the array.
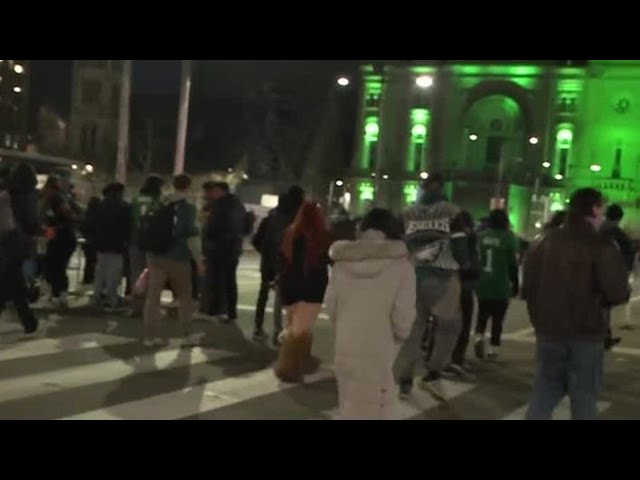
[{"xmin": 274, "ymin": 334, "xmax": 304, "ymax": 383}]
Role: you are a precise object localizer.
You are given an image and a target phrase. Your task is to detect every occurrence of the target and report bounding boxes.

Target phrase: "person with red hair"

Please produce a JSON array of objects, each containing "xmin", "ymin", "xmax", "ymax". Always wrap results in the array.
[{"xmin": 275, "ymin": 201, "xmax": 332, "ymax": 383}]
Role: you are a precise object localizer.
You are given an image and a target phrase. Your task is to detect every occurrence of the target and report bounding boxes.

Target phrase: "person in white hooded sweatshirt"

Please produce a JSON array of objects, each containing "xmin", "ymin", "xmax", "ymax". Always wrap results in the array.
[{"xmin": 325, "ymin": 208, "xmax": 416, "ymax": 420}]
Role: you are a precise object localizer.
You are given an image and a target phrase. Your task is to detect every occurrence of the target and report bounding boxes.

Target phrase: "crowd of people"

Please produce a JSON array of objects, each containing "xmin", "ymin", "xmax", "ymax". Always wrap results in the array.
[{"xmin": 0, "ymin": 163, "xmax": 636, "ymax": 421}]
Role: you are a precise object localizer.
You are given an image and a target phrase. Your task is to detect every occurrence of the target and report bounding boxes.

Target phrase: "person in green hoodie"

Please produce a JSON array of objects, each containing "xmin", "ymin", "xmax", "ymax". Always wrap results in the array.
[{"xmin": 143, "ymin": 174, "xmax": 203, "ymax": 347}]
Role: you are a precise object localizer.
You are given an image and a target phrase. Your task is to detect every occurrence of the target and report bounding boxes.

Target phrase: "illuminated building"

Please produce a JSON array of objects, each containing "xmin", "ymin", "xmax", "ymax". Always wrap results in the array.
[
  {"xmin": 0, "ymin": 60, "xmax": 30, "ymax": 150},
  {"xmin": 350, "ymin": 61, "xmax": 640, "ymax": 236}
]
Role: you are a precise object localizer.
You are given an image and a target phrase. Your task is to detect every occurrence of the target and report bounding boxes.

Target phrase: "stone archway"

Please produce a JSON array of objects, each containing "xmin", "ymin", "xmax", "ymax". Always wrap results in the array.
[{"xmin": 456, "ymin": 81, "xmax": 536, "ymax": 182}]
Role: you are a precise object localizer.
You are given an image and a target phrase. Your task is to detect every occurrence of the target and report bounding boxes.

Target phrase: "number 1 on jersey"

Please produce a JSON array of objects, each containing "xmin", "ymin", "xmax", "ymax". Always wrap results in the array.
[{"xmin": 484, "ymin": 248, "xmax": 493, "ymax": 273}]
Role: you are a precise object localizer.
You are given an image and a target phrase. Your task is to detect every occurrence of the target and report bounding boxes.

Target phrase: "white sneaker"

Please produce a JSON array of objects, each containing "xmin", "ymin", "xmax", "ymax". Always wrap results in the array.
[
  {"xmin": 488, "ymin": 345, "xmax": 499, "ymax": 359},
  {"xmin": 419, "ymin": 378, "xmax": 448, "ymax": 403}
]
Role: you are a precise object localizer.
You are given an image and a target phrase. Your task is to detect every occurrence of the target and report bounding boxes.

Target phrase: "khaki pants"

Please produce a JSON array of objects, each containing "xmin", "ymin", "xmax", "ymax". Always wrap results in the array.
[{"xmin": 144, "ymin": 258, "xmax": 194, "ymax": 338}]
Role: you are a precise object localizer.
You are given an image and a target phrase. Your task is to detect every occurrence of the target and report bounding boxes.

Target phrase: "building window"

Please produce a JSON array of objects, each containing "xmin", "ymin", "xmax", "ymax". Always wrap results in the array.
[
  {"xmin": 486, "ymin": 136, "xmax": 503, "ymax": 167},
  {"xmin": 368, "ymin": 142, "xmax": 378, "ymax": 170},
  {"xmin": 81, "ymin": 79, "xmax": 102, "ymax": 106},
  {"xmin": 559, "ymin": 148, "xmax": 569, "ymax": 176},
  {"xmin": 490, "ymin": 119, "xmax": 503, "ymax": 132},
  {"xmin": 613, "ymin": 147, "xmax": 622, "ymax": 179},
  {"xmin": 90, "ymin": 125, "xmax": 98, "ymax": 153}
]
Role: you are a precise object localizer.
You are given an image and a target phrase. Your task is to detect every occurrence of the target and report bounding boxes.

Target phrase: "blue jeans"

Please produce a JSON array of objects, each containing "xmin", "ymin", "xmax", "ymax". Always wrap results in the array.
[
  {"xmin": 526, "ymin": 336, "xmax": 604, "ymax": 420},
  {"xmin": 92, "ymin": 253, "xmax": 124, "ymax": 308},
  {"xmin": 22, "ymin": 257, "xmax": 38, "ymax": 283}
]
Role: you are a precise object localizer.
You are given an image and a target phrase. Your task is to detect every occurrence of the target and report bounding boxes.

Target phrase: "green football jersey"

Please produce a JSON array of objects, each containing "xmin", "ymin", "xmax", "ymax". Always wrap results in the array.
[{"xmin": 475, "ymin": 228, "xmax": 517, "ymax": 300}]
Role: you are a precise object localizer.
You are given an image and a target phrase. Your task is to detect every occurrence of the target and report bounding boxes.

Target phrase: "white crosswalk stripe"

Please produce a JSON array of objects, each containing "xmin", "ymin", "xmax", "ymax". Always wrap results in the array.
[
  {"xmin": 0, "ymin": 333, "xmax": 135, "ymax": 361},
  {"xmin": 0, "ymin": 341, "xmax": 236, "ymax": 404},
  {"xmin": 0, "ymin": 328, "xmax": 622, "ymax": 420},
  {"xmin": 64, "ymin": 366, "xmax": 335, "ymax": 420}
]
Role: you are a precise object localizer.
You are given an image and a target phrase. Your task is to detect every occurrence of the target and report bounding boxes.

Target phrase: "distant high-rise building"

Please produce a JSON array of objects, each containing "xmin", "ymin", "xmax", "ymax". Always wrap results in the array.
[
  {"xmin": 0, "ymin": 59, "xmax": 30, "ymax": 150},
  {"xmin": 68, "ymin": 60, "xmax": 123, "ymax": 173}
]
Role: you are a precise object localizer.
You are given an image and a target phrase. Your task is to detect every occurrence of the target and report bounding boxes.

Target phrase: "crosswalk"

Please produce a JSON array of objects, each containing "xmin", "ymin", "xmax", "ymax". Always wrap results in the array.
[{"xmin": 0, "ymin": 319, "xmax": 628, "ymax": 420}]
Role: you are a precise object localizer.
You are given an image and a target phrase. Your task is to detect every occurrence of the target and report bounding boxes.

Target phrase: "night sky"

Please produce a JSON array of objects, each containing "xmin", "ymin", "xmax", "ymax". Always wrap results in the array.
[{"xmin": 28, "ymin": 60, "xmax": 359, "ymax": 117}]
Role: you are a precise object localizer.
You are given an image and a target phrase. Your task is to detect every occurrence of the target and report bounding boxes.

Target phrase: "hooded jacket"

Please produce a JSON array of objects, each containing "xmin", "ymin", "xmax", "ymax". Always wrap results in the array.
[{"xmin": 325, "ymin": 230, "xmax": 416, "ymax": 386}]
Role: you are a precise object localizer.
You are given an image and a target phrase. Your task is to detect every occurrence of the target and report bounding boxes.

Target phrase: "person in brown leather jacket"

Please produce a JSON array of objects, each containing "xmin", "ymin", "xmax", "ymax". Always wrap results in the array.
[{"xmin": 522, "ymin": 188, "xmax": 630, "ymax": 420}]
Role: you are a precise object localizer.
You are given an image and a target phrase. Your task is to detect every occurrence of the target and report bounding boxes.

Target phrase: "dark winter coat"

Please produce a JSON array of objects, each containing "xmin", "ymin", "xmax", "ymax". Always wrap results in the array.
[
  {"xmin": 252, "ymin": 206, "xmax": 292, "ymax": 279},
  {"xmin": 94, "ymin": 196, "xmax": 132, "ymax": 254},
  {"xmin": 522, "ymin": 217, "xmax": 630, "ymax": 342},
  {"xmin": 203, "ymin": 193, "xmax": 245, "ymax": 260}
]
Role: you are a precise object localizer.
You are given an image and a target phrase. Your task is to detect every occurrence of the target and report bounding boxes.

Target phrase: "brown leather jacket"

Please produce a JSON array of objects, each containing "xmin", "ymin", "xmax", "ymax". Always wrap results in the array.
[{"xmin": 522, "ymin": 216, "xmax": 630, "ymax": 341}]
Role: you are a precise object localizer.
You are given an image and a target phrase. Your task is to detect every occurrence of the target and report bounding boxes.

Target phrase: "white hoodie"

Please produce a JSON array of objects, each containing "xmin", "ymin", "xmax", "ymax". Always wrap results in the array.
[{"xmin": 325, "ymin": 229, "xmax": 416, "ymax": 387}]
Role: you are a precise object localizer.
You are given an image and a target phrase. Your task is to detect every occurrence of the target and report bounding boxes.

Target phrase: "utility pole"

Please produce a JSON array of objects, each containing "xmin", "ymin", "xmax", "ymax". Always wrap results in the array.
[
  {"xmin": 174, "ymin": 60, "xmax": 192, "ymax": 175},
  {"xmin": 115, "ymin": 60, "xmax": 132, "ymax": 184}
]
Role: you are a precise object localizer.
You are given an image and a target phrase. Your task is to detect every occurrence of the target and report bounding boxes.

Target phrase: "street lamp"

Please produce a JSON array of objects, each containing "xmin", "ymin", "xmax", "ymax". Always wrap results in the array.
[
  {"xmin": 529, "ymin": 136, "xmax": 539, "ymax": 145},
  {"xmin": 469, "ymin": 134, "xmax": 478, "ymax": 141},
  {"xmin": 415, "ymin": 75, "xmax": 433, "ymax": 89},
  {"xmin": 335, "ymin": 179, "xmax": 344, "ymax": 187},
  {"xmin": 590, "ymin": 164, "xmax": 602, "ymax": 172},
  {"xmin": 542, "ymin": 161, "xmax": 551, "ymax": 169},
  {"xmin": 382, "ymin": 174, "xmax": 389, "ymax": 180},
  {"xmin": 337, "ymin": 76, "xmax": 350, "ymax": 87},
  {"xmin": 13, "ymin": 86, "xmax": 21, "ymax": 93},
  {"xmin": 13, "ymin": 64, "xmax": 24, "ymax": 74},
  {"xmin": 419, "ymin": 171, "xmax": 429, "ymax": 180},
  {"xmin": 554, "ymin": 173, "xmax": 563, "ymax": 181}
]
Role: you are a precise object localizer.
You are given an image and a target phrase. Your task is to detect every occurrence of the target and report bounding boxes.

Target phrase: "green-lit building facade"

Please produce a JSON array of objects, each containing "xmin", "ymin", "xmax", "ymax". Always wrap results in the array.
[{"xmin": 349, "ymin": 60, "xmax": 640, "ymax": 238}]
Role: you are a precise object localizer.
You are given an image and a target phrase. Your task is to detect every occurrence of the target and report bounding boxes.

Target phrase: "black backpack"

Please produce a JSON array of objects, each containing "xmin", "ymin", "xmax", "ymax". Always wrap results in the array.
[{"xmin": 137, "ymin": 201, "xmax": 178, "ymax": 255}]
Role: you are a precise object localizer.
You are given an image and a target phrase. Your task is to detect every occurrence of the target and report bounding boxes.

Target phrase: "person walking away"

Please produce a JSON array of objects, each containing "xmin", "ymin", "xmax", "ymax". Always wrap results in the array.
[
  {"xmin": 252, "ymin": 193, "xmax": 286, "ymax": 342},
  {"xmin": 325, "ymin": 208, "xmax": 415, "ymax": 420},
  {"xmin": 41, "ymin": 175, "xmax": 78, "ymax": 308},
  {"xmin": 600, "ymin": 204, "xmax": 635, "ymax": 350},
  {"xmin": 522, "ymin": 188, "xmax": 629, "ymax": 420},
  {"xmin": 252, "ymin": 186, "xmax": 305, "ymax": 345},
  {"xmin": 129, "ymin": 175, "xmax": 165, "ymax": 316},
  {"xmin": 80, "ymin": 196, "xmax": 100, "ymax": 286},
  {"xmin": 449, "ymin": 210, "xmax": 480, "ymax": 374},
  {"xmin": 141, "ymin": 174, "xmax": 203, "ymax": 347},
  {"xmin": 0, "ymin": 166, "xmax": 39, "ymax": 334},
  {"xmin": 473, "ymin": 209, "xmax": 519, "ymax": 360},
  {"xmin": 275, "ymin": 202, "xmax": 332, "ymax": 383},
  {"xmin": 395, "ymin": 173, "xmax": 470, "ymax": 402},
  {"xmin": 91, "ymin": 183, "xmax": 131, "ymax": 311},
  {"xmin": 201, "ymin": 182, "xmax": 246, "ymax": 323},
  {"xmin": 9, "ymin": 163, "xmax": 42, "ymax": 300}
]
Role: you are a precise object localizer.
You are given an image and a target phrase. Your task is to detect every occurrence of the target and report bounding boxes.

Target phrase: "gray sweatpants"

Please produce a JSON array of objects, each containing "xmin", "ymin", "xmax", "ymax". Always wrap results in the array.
[
  {"xmin": 92, "ymin": 252, "xmax": 124, "ymax": 308},
  {"xmin": 394, "ymin": 273, "xmax": 462, "ymax": 382}
]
